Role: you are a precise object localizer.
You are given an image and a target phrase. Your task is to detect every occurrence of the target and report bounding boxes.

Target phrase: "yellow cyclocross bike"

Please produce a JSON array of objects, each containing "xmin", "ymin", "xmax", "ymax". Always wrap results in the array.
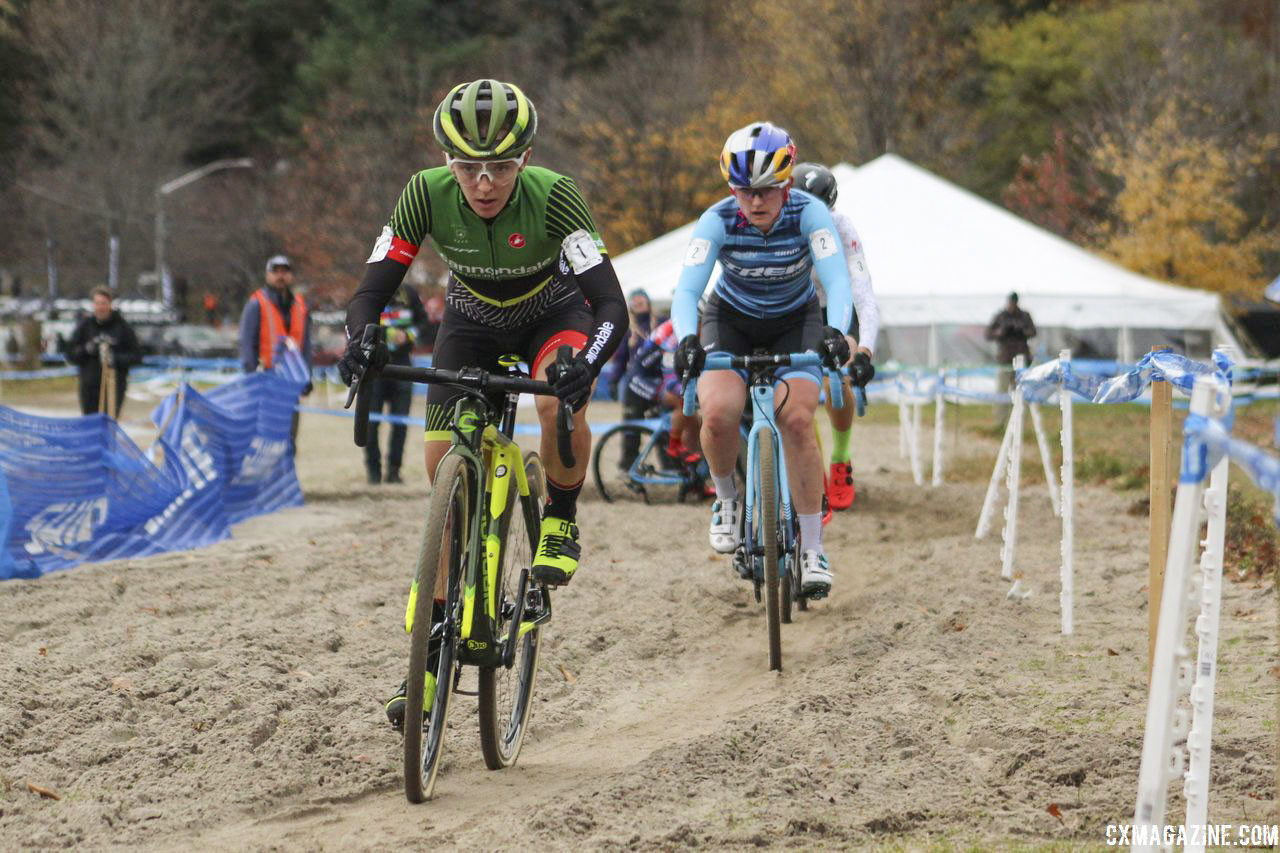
[{"xmin": 346, "ymin": 325, "xmax": 576, "ymax": 802}]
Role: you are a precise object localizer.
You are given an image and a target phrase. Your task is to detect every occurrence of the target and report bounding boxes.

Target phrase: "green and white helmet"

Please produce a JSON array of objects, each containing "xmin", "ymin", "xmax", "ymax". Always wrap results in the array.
[{"xmin": 432, "ymin": 79, "xmax": 537, "ymax": 160}]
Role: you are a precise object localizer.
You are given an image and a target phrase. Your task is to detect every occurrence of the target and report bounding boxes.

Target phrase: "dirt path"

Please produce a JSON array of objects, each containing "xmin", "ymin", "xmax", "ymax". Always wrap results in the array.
[{"xmin": 0, "ymin": 398, "xmax": 1274, "ymax": 849}]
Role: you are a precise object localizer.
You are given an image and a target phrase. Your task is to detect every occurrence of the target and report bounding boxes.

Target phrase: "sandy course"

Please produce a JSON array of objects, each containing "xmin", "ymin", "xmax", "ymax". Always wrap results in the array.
[{"xmin": 0, "ymin": 395, "xmax": 1275, "ymax": 850}]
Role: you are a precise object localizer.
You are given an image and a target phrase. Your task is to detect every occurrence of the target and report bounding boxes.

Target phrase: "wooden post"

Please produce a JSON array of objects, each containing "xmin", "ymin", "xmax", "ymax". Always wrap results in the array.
[{"xmin": 1148, "ymin": 346, "xmax": 1173, "ymax": 671}]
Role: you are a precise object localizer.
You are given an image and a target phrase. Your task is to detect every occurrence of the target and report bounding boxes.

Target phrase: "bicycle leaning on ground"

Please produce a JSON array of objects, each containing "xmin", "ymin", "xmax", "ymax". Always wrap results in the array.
[
  {"xmin": 682, "ymin": 350, "xmax": 861, "ymax": 671},
  {"xmin": 345, "ymin": 324, "xmax": 576, "ymax": 802}
]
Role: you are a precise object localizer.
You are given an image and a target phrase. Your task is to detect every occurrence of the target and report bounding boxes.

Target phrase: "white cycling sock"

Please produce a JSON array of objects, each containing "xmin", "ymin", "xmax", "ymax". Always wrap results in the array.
[
  {"xmin": 798, "ymin": 513, "xmax": 823, "ymax": 552},
  {"xmin": 712, "ymin": 473, "xmax": 739, "ymax": 501}
]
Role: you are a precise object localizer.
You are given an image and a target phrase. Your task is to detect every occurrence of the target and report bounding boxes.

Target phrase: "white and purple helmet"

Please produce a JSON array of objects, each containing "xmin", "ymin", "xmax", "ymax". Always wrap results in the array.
[{"xmin": 719, "ymin": 122, "xmax": 797, "ymax": 189}]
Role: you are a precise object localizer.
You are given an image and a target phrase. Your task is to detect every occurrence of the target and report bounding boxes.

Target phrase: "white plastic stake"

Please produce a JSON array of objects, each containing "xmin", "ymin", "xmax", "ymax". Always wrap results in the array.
[
  {"xmin": 976, "ymin": 406, "xmax": 1015, "ymax": 540},
  {"xmin": 1132, "ymin": 377, "xmax": 1229, "ymax": 850},
  {"xmin": 1000, "ymin": 355, "xmax": 1026, "ymax": 581},
  {"xmin": 931, "ymin": 370, "xmax": 945, "ymax": 487},
  {"xmin": 898, "ymin": 394, "xmax": 909, "ymax": 459},
  {"xmin": 1029, "ymin": 402, "xmax": 1061, "ymax": 516},
  {"xmin": 1059, "ymin": 349, "xmax": 1074, "ymax": 636},
  {"xmin": 910, "ymin": 398, "xmax": 925, "ymax": 486},
  {"xmin": 1182, "ymin": 452, "xmax": 1229, "ymax": 847}
]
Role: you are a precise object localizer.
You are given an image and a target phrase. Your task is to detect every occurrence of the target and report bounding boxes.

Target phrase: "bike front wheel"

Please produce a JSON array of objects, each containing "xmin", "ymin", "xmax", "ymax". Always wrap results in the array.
[
  {"xmin": 592, "ymin": 423, "xmax": 682, "ymax": 504},
  {"xmin": 758, "ymin": 437, "xmax": 783, "ymax": 671},
  {"xmin": 478, "ymin": 451, "xmax": 547, "ymax": 769},
  {"xmin": 403, "ymin": 452, "xmax": 469, "ymax": 803}
]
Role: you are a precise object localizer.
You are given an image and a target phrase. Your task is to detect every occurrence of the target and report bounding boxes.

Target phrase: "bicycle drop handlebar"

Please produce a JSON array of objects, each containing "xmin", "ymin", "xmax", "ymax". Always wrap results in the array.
[
  {"xmin": 344, "ymin": 325, "xmax": 577, "ymax": 468},
  {"xmin": 680, "ymin": 351, "xmax": 865, "ymax": 417}
]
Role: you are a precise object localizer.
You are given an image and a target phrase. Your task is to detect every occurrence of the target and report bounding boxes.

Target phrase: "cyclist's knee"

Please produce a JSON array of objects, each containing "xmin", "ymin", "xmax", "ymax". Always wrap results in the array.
[
  {"xmin": 778, "ymin": 402, "xmax": 815, "ymax": 438},
  {"xmin": 424, "ymin": 441, "xmax": 449, "ymax": 483}
]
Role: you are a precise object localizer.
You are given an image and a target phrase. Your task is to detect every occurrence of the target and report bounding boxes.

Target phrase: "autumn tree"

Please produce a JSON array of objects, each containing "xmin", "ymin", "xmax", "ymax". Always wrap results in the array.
[
  {"xmin": 1093, "ymin": 101, "xmax": 1278, "ymax": 297},
  {"xmin": 14, "ymin": 0, "xmax": 249, "ymax": 296}
]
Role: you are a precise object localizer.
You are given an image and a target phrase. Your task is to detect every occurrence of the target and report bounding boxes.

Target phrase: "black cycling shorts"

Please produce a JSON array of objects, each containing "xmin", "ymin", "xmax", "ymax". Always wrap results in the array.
[
  {"xmin": 699, "ymin": 292, "xmax": 823, "ymax": 384},
  {"xmin": 424, "ymin": 301, "xmax": 594, "ymax": 441}
]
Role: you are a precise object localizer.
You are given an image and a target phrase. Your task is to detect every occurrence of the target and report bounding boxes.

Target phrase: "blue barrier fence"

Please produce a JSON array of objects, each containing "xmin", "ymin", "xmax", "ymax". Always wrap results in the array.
[{"xmin": 0, "ymin": 349, "xmax": 308, "ymax": 580}]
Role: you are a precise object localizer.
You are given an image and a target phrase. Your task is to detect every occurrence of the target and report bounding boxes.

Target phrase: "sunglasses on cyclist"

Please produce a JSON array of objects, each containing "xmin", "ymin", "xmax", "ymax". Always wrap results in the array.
[
  {"xmin": 446, "ymin": 155, "xmax": 525, "ymax": 186},
  {"xmin": 730, "ymin": 185, "xmax": 784, "ymax": 200}
]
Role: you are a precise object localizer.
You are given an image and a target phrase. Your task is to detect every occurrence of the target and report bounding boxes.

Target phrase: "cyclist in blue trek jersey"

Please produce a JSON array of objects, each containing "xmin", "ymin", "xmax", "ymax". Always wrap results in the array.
[{"xmin": 671, "ymin": 121, "xmax": 856, "ymax": 595}]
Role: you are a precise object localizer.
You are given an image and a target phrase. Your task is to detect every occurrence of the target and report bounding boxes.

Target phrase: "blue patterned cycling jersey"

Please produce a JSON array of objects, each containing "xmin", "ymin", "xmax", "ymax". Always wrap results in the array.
[{"xmin": 672, "ymin": 189, "xmax": 853, "ymax": 340}]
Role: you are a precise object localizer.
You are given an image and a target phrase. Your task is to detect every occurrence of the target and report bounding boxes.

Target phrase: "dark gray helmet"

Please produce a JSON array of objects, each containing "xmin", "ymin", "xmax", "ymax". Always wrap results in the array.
[{"xmin": 792, "ymin": 162, "xmax": 837, "ymax": 208}]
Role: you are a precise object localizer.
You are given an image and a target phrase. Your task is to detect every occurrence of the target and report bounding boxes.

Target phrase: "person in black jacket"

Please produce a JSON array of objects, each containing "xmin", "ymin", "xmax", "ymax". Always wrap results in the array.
[
  {"xmin": 365, "ymin": 284, "xmax": 429, "ymax": 484},
  {"xmin": 65, "ymin": 287, "xmax": 143, "ymax": 416}
]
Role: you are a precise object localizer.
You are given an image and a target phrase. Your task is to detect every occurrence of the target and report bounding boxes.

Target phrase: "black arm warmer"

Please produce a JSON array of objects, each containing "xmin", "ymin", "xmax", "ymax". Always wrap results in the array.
[
  {"xmin": 575, "ymin": 255, "xmax": 629, "ymax": 373},
  {"xmin": 344, "ymin": 259, "xmax": 410, "ymax": 340}
]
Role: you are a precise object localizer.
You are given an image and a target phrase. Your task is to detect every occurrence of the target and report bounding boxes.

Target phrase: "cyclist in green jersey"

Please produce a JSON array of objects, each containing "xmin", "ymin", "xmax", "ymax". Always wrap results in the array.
[{"xmin": 338, "ymin": 79, "xmax": 629, "ymax": 729}]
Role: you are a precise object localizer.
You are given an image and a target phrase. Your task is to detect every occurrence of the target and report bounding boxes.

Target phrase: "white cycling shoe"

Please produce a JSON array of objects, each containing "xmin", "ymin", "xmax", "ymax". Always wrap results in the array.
[
  {"xmin": 708, "ymin": 499, "xmax": 741, "ymax": 554},
  {"xmin": 800, "ymin": 550, "xmax": 833, "ymax": 595}
]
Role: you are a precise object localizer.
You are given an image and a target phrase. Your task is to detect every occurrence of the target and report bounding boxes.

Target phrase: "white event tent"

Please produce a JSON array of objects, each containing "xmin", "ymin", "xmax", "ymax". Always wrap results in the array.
[{"xmin": 612, "ymin": 153, "xmax": 1243, "ymax": 365}]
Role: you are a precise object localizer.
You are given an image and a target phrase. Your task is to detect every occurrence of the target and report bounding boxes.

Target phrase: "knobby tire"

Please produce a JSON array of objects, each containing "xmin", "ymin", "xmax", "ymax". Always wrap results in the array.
[
  {"xmin": 403, "ymin": 453, "xmax": 468, "ymax": 803},
  {"xmin": 478, "ymin": 451, "xmax": 546, "ymax": 769}
]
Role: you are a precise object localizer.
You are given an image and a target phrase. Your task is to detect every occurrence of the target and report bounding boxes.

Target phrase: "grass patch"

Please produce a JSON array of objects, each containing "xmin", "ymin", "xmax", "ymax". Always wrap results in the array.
[{"xmin": 1224, "ymin": 485, "xmax": 1280, "ymax": 581}]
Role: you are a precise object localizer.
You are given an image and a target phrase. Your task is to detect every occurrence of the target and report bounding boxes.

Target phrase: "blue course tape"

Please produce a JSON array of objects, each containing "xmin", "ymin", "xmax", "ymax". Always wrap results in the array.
[{"xmin": 295, "ymin": 405, "xmax": 621, "ymax": 436}]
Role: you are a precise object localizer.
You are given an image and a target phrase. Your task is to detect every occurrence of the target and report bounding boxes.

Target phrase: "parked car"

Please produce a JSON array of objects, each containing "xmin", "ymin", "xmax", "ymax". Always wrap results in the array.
[{"xmin": 155, "ymin": 324, "xmax": 239, "ymax": 360}]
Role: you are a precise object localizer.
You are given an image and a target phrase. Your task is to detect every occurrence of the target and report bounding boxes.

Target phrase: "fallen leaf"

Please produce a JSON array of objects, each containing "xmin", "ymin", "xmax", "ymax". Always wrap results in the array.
[
  {"xmin": 1106, "ymin": 648, "xmax": 1119, "ymax": 656},
  {"xmin": 26, "ymin": 782, "xmax": 60, "ymax": 800},
  {"xmin": 558, "ymin": 664, "xmax": 576, "ymax": 684},
  {"xmin": 1047, "ymin": 802, "xmax": 1063, "ymax": 824}
]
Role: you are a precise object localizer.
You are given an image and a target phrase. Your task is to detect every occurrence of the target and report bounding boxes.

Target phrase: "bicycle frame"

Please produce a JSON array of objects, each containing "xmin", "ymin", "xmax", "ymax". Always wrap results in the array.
[
  {"xmin": 404, "ymin": 391, "xmax": 549, "ymax": 669},
  {"xmin": 684, "ymin": 351, "xmax": 842, "ymax": 586}
]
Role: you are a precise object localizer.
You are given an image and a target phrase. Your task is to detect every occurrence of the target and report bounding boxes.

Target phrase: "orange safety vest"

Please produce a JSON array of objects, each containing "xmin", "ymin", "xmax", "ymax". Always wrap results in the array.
[{"xmin": 252, "ymin": 288, "xmax": 307, "ymax": 369}]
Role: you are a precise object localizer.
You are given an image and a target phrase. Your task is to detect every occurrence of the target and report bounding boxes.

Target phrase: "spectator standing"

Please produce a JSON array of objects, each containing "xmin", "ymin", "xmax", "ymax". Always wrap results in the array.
[
  {"xmin": 239, "ymin": 255, "xmax": 313, "ymax": 450},
  {"xmin": 985, "ymin": 291, "xmax": 1036, "ymax": 417},
  {"xmin": 65, "ymin": 287, "xmax": 142, "ymax": 416},
  {"xmin": 365, "ymin": 284, "xmax": 428, "ymax": 484}
]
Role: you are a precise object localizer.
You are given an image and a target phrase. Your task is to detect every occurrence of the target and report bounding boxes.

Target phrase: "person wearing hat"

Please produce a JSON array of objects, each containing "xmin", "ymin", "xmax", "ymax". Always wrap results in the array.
[
  {"xmin": 239, "ymin": 254, "xmax": 314, "ymax": 450},
  {"xmin": 985, "ymin": 291, "xmax": 1036, "ymax": 416}
]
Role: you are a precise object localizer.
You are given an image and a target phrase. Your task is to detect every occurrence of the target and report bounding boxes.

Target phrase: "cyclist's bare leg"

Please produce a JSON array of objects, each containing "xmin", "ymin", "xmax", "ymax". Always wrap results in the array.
[
  {"xmin": 533, "ymin": 349, "xmax": 591, "ymax": 490},
  {"xmin": 824, "ymin": 375, "xmax": 855, "ymax": 434},
  {"xmin": 776, "ymin": 379, "xmax": 823, "ymax": 516},
  {"xmin": 424, "ymin": 439, "xmax": 449, "ymax": 485},
  {"xmin": 423, "ymin": 438, "xmax": 453, "ymax": 601},
  {"xmin": 697, "ymin": 371, "xmax": 747, "ymax": 481},
  {"xmin": 663, "ymin": 391, "xmax": 702, "ymax": 453}
]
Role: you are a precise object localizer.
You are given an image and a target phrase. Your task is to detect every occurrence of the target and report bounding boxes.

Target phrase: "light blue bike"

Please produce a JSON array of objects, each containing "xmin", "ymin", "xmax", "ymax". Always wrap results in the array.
[{"xmin": 683, "ymin": 351, "xmax": 863, "ymax": 671}]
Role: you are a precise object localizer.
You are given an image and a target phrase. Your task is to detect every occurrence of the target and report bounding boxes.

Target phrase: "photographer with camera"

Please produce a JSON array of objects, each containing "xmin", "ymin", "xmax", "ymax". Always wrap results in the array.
[{"xmin": 65, "ymin": 287, "xmax": 142, "ymax": 417}]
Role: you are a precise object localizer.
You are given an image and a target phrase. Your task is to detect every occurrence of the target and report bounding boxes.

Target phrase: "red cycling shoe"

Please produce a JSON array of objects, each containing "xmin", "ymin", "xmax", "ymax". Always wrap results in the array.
[{"xmin": 828, "ymin": 461, "xmax": 856, "ymax": 510}]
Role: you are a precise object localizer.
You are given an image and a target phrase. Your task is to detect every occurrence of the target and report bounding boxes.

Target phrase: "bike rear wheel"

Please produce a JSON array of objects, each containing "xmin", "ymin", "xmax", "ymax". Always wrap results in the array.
[
  {"xmin": 592, "ymin": 423, "xmax": 682, "ymax": 503},
  {"xmin": 404, "ymin": 453, "xmax": 469, "ymax": 803},
  {"xmin": 758, "ymin": 437, "xmax": 783, "ymax": 671},
  {"xmin": 478, "ymin": 451, "xmax": 547, "ymax": 769}
]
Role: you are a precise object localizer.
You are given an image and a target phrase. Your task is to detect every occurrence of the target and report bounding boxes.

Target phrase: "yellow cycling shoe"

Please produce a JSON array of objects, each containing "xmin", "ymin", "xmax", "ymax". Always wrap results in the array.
[
  {"xmin": 530, "ymin": 515, "xmax": 581, "ymax": 586},
  {"xmin": 385, "ymin": 672, "xmax": 436, "ymax": 732}
]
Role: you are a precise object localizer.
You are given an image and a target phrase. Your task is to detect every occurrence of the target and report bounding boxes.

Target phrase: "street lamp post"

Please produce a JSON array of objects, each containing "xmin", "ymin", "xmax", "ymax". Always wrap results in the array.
[{"xmin": 155, "ymin": 157, "xmax": 254, "ymax": 310}]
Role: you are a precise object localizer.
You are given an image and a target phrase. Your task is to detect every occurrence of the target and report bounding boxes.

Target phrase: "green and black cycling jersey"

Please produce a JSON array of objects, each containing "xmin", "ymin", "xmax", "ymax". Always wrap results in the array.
[{"xmin": 345, "ymin": 165, "xmax": 628, "ymax": 372}]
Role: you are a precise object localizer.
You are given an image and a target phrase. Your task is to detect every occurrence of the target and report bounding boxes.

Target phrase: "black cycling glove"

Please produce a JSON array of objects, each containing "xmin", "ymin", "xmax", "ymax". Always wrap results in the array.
[
  {"xmin": 850, "ymin": 351, "xmax": 875, "ymax": 387},
  {"xmin": 337, "ymin": 334, "xmax": 388, "ymax": 386},
  {"xmin": 673, "ymin": 334, "xmax": 705, "ymax": 377},
  {"xmin": 818, "ymin": 325, "xmax": 851, "ymax": 368},
  {"xmin": 549, "ymin": 354, "xmax": 594, "ymax": 412}
]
